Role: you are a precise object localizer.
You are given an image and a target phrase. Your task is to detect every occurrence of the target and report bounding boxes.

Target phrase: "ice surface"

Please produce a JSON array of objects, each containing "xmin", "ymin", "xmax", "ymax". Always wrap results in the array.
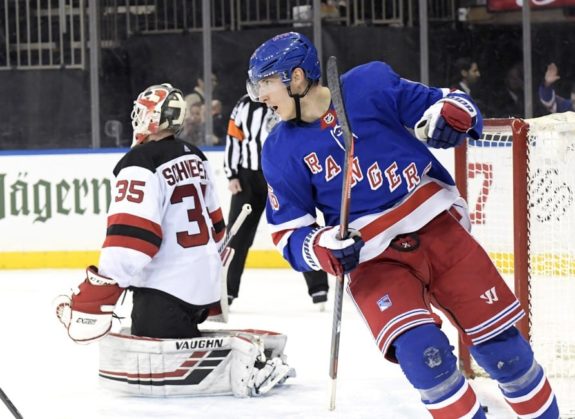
[{"xmin": 0, "ymin": 269, "xmax": 517, "ymax": 419}]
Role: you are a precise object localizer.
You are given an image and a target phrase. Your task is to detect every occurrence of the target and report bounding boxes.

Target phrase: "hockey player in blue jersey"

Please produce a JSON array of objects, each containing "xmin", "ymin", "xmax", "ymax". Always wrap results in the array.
[{"xmin": 247, "ymin": 32, "xmax": 559, "ymax": 418}]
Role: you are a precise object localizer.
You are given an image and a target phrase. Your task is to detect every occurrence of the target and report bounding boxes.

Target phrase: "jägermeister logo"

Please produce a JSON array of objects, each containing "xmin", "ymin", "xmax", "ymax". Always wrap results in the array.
[{"xmin": 0, "ymin": 173, "xmax": 111, "ymax": 223}]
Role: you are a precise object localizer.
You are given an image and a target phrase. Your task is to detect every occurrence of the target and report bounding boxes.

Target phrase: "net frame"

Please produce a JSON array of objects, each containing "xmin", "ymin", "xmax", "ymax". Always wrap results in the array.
[{"xmin": 454, "ymin": 113, "xmax": 575, "ymax": 415}]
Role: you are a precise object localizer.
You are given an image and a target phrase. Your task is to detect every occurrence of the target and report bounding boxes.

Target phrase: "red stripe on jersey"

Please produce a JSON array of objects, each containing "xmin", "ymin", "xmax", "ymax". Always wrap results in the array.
[
  {"xmin": 376, "ymin": 310, "xmax": 438, "ymax": 355},
  {"xmin": 209, "ymin": 208, "xmax": 225, "ymax": 242},
  {"xmin": 360, "ymin": 182, "xmax": 443, "ymax": 241},
  {"xmin": 505, "ymin": 376, "xmax": 554, "ymax": 417},
  {"xmin": 272, "ymin": 229, "xmax": 294, "ymax": 246},
  {"xmin": 209, "ymin": 208, "xmax": 224, "ymax": 225},
  {"xmin": 103, "ymin": 235, "xmax": 159, "ymax": 258},
  {"xmin": 466, "ymin": 303, "xmax": 524, "ymax": 345},
  {"xmin": 108, "ymin": 213, "xmax": 162, "ymax": 238},
  {"xmin": 427, "ymin": 380, "xmax": 480, "ymax": 419}
]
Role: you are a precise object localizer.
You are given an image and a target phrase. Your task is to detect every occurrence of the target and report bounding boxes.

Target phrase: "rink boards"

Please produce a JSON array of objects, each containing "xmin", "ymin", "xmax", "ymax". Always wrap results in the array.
[
  {"xmin": 0, "ymin": 148, "xmax": 288, "ymax": 269},
  {"xmin": 1, "ymin": 146, "xmax": 571, "ymax": 273}
]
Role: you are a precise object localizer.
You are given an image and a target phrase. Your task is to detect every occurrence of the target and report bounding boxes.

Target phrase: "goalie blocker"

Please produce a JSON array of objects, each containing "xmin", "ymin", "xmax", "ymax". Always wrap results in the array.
[{"xmin": 99, "ymin": 328, "xmax": 295, "ymax": 397}]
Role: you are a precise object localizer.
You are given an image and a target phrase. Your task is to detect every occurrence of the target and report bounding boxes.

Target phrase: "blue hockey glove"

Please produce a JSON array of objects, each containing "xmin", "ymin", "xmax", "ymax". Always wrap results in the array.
[
  {"xmin": 305, "ymin": 227, "xmax": 364, "ymax": 276},
  {"xmin": 414, "ymin": 95, "xmax": 480, "ymax": 149}
]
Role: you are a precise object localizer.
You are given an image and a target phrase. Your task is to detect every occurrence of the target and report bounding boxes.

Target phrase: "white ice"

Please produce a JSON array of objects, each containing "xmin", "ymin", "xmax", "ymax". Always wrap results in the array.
[{"xmin": 0, "ymin": 269, "xmax": 518, "ymax": 419}]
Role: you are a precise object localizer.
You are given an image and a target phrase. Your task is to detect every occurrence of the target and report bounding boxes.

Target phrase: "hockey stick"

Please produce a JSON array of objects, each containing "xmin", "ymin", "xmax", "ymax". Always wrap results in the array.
[
  {"xmin": 326, "ymin": 56, "xmax": 355, "ymax": 411},
  {"xmin": 209, "ymin": 203, "xmax": 253, "ymax": 323},
  {"xmin": 0, "ymin": 386, "xmax": 23, "ymax": 419},
  {"xmin": 219, "ymin": 203, "xmax": 253, "ymax": 255}
]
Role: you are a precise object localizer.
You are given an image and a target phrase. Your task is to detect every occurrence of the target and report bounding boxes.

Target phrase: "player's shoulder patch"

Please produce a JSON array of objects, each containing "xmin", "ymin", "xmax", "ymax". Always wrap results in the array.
[{"xmin": 177, "ymin": 138, "xmax": 207, "ymax": 162}]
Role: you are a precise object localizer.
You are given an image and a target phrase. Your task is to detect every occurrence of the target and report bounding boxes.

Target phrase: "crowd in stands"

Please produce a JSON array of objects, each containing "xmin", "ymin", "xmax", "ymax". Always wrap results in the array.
[
  {"xmin": 449, "ymin": 57, "xmax": 573, "ymax": 120},
  {"xmin": 175, "ymin": 57, "xmax": 573, "ymax": 148},
  {"xmin": 178, "ymin": 73, "xmax": 227, "ymax": 146}
]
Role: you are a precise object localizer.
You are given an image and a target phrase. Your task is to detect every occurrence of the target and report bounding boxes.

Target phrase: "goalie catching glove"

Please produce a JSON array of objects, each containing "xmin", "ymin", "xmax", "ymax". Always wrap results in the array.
[
  {"xmin": 55, "ymin": 266, "xmax": 124, "ymax": 343},
  {"xmin": 304, "ymin": 227, "xmax": 364, "ymax": 276},
  {"xmin": 414, "ymin": 93, "xmax": 481, "ymax": 148}
]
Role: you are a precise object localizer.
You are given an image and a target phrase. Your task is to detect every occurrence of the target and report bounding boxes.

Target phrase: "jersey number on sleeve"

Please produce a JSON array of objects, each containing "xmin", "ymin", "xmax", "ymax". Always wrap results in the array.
[
  {"xmin": 115, "ymin": 180, "xmax": 145, "ymax": 203},
  {"xmin": 171, "ymin": 184, "xmax": 210, "ymax": 248}
]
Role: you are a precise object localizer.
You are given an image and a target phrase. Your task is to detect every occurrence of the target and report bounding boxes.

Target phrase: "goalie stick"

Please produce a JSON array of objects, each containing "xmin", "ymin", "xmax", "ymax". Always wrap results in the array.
[
  {"xmin": 0, "ymin": 386, "xmax": 23, "ymax": 419},
  {"xmin": 219, "ymin": 203, "xmax": 253, "ymax": 254},
  {"xmin": 210, "ymin": 203, "xmax": 253, "ymax": 323},
  {"xmin": 326, "ymin": 55, "xmax": 355, "ymax": 411}
]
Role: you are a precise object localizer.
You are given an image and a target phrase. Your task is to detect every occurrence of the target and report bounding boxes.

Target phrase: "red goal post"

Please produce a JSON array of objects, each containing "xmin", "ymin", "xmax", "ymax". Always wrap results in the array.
[{"xmin": 454, "ymin": 113, "xmax": 575, "ymax": 415}]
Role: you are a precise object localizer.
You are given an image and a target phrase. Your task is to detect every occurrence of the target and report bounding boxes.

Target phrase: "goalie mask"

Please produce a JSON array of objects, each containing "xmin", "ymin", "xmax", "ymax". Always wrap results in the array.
[
  {"xmin": 131, "ymin": 83, "xmax": 186, "ymax": 146},
  {"xmin": 247, "ymin": 32, "xmax": 320, "ymax": 102}
]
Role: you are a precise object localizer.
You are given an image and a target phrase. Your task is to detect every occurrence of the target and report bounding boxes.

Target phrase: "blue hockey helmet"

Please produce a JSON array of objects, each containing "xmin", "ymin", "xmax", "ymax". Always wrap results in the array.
[{"xmin": 247, "ymin": 32, "xmax": 320, "ymax": 101}]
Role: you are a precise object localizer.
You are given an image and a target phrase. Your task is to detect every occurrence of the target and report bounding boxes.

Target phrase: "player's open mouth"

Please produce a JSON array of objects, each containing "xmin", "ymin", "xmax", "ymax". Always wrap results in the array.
[{"xmin": 271, "ymin": 106, "xmax": 278, "ymax": 112}]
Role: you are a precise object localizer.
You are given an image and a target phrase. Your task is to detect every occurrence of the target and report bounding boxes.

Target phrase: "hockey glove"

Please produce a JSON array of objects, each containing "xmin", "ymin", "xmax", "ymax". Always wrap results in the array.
[
  {"xmin": 55, "ymin": 266, "xmax": 124, "ymax": 343},
  {"xmin": 414, "ymin": 95, "xmax": 480, "ymax": 149},
  {"xmin": 305, "ymin": 227, "xmax": 364, "ymax": 276}
]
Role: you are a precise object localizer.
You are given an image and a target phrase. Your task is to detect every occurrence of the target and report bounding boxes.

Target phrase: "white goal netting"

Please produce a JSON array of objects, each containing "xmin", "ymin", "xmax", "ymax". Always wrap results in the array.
[{"xmin": 463, "ymin": 112, "xmax": 575, "ymax": 416}]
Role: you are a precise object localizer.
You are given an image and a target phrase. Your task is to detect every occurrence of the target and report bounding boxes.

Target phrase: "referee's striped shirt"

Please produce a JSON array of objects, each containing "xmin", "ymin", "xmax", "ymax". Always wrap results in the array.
[{"xmin": 224, "ymin": 94, "xmax": 278, "ymax": 179}]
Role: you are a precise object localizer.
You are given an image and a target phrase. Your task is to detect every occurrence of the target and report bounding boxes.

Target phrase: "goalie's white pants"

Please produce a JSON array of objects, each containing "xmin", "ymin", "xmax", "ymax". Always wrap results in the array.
[{"xmin": 98, "ymin": 328, "xmax": 295, "ymax": 397}]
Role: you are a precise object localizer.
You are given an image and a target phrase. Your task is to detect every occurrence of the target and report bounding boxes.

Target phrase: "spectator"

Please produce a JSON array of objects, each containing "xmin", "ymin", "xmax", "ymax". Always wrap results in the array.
[
  {"xmin": 451, "ymin": 57, "xmax": 493, "ymax": 116},
  {"xmin": 492, "ymin": 62, "xmax": 524, "ymax": 117},
  {"xmin": 211, "ymin": 99, "xmax": 227, "ymax": 145},
  {"xmin": 179, "ymin": 101, "xmax": 206, "ymax": 146},
  {"xmin": 538, "ymin": 62, "xmax": 575, "ymax": 113},
  {"xmin": 186, "ymin": 72, "xmax": 218, "ymax": 106},
  {"xmin": 337, "ymin": 0, "xmax": 348, "ymax": 18},
  {"xmin": 224, "ymin": 94, "xmax": 329, "ymax": 307},
  {"xmin": 321, "ymin": 1, "xmax": 340, "ymax": 19},
  {"xmin": 451, "ymin": 57, "xmax": 480, "ymax": 96}
]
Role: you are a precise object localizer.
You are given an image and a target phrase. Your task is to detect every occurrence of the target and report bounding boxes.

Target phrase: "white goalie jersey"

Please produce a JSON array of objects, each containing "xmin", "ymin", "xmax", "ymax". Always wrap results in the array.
[{"xmin": 98, "ymin": 136, "xmax": 226, "ymax": 306}]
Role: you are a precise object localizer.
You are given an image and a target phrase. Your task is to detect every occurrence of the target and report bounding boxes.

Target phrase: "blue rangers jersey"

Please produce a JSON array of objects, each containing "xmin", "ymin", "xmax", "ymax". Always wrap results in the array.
[
  {"xmin": 262, "ymin": 61, "xmax": 481, "ymax": 272},
  {"xmin": 538, "ymin": 83, "xmax": 575, "ymax": 113}
]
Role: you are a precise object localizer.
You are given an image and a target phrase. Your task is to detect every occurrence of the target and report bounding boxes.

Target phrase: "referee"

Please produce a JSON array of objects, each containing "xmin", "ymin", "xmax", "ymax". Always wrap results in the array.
[{"xmin": 224, "ymin": 94, "xmax": 329, "ymax": 306}]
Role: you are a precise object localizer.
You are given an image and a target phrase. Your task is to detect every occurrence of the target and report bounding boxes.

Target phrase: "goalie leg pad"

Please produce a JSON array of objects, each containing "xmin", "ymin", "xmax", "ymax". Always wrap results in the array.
[
  {"xmin": 98, "ymin": 329, "xmax": 295, "ymax": 397},
  {"xmin": 470, "ymin": 327, "xmax": 559, "ymax": 418},
  {"xmin": 99, "ymin": 330, "xmax": 236, "ymax": 396},
  {"xmin": 394, "ymin": 324, "xmax": 485, "ymax": 418},
  {"xmin": 230, "ymin": 332, "xmax": 295, "ymax": 397}
]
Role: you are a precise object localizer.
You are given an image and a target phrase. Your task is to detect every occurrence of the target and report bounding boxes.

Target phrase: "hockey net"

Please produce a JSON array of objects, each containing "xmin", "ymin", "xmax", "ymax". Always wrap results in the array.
[{"xmin": 455, "ymin": 112, "xmax": 575, "ymax": 415}]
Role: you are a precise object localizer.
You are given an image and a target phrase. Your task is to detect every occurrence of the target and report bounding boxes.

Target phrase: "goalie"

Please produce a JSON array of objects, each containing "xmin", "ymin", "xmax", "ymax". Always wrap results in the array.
[{"xmin": 55, "ymin": 83, "xmax": 294, "ymax": 398}]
